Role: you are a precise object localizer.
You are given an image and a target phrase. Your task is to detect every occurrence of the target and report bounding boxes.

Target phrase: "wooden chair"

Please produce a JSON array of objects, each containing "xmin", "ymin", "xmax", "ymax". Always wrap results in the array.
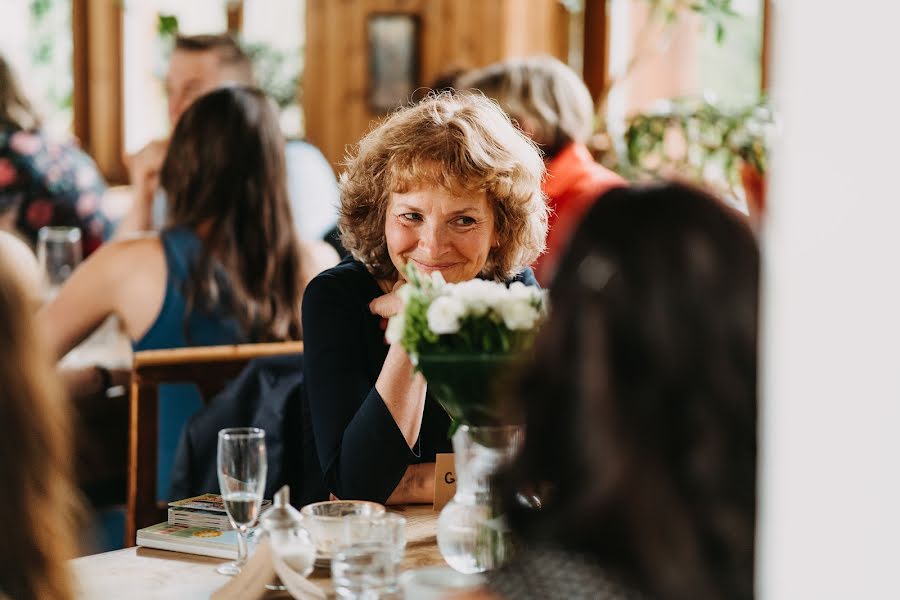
[{"xmin": 126, "ymin": 341, "xmax": 303, "ymax": 546}]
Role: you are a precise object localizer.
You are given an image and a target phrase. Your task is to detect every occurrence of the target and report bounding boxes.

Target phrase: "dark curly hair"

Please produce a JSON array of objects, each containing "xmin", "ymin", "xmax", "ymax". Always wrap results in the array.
[{"xmin": 499, "ymin": 183, "xmax": 759, "ymax": 600}]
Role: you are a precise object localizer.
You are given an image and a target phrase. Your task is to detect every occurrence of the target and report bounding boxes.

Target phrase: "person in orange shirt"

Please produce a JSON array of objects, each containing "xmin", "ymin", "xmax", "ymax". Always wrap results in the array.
[{"xmin": 459, "ymin": 56, "xmax": 625, "ymax": 285}]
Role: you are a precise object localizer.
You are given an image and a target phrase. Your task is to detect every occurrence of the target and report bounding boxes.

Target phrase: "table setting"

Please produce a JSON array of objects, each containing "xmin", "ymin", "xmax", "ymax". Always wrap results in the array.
[{"xmin": 72, "ymin": 266, "xmax": 547, "ymax": 598}]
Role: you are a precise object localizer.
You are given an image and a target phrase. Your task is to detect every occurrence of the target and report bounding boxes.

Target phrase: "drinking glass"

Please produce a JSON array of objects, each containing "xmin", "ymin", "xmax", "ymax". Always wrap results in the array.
[
  {"xmin": 331, "ymin": 542, "xmax": 396, "ymax": 600},
  {"xmin": 371, "ymin": 513, "xmax": 406, "ymax": 564},
  {"xmin": 331, "ymin": 513, "xmax": 406, "ymax": 598},
  {"xmin": 216, "ymin": 427, "xmax": 267, "ymax": 576},
  {"xmin": 37, "ymin": 226, "xmax": 82, "ymax": 296}
]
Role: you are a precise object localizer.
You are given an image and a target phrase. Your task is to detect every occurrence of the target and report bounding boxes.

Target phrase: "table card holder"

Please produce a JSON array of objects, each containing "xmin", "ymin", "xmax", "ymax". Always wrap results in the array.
[{"xmin": 433, "ymin": 453, "xmax": 456, "ymax": 511}]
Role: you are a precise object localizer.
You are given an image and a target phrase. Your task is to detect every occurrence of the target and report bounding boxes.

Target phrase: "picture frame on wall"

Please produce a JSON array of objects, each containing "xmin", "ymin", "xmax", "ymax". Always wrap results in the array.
[{"xmin": 367, "ymin": 14, "xmax": 420, "ymax": 113}]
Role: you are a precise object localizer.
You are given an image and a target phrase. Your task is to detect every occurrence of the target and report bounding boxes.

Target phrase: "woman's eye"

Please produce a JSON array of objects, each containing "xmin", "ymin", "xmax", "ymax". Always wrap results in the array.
[
  {"xmin": 453, "ymin": 216, "xmax": 477, "ymax": 227},
  {"xmin": 401, "ymin": 213, "xmax": 423, "ymax": 222}
]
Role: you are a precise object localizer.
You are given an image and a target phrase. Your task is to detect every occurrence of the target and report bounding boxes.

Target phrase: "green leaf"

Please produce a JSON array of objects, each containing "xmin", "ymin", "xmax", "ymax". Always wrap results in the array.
[
  {"xmin": 157, "ymin": 14, "xmax": 179, "ymax": 38},
  {"xmin": 715, "ymin": 21, "xmax": 726, "ymax": 44}
]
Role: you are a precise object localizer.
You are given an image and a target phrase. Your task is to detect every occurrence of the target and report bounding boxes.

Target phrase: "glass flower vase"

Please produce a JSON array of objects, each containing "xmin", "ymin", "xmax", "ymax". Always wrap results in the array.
[{"xmin": 436, "ymin": 424, "xmax": 521, "ymax": 574}]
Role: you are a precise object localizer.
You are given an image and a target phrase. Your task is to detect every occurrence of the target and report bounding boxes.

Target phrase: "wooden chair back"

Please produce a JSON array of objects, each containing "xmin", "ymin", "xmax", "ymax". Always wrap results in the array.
[{"xmin": 126, "ymin": 341, "xmax": 303, "ymax": 546}]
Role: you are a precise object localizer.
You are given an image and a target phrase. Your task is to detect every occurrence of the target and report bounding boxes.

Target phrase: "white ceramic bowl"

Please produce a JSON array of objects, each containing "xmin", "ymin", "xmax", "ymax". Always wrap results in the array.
[
  {"xmin": 399, "ymin": 566, "xmax": 486, "ymax": 600},
  {"xmin": 300, "ymin": 500, "xmax": 386, "ymax": 561}
]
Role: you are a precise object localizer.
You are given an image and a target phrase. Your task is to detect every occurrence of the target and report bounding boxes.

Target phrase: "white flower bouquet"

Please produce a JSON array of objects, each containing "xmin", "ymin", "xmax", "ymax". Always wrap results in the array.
[{"xmin": 387, "ymin": 265, "xmax": 547, "ymax": 428}]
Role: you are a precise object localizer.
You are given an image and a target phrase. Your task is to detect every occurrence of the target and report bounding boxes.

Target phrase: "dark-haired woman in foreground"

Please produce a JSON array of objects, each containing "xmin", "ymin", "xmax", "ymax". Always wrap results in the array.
[
  {"xmin": 38, "ymin": 86, "xmax": 306, "ymax": 497},
  {"xmin": 465, "ymin": 183, "xmax": 759, "ymax": 600}
]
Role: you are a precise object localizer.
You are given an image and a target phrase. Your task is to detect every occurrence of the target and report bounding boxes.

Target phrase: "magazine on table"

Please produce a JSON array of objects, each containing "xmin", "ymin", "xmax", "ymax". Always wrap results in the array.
[
  {"xmin": 137, "ymin": 493, "xmax": 269, "ymax": 558},
  {"xmin": 136, "ymin": 522, "xmax": 243, "ymax": 559}
]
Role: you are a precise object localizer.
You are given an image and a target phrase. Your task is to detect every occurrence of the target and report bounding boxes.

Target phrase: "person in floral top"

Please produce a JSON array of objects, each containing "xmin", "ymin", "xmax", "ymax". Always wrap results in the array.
[{"xmin": 0, "ymin": 54, "xmax": 109, "ymax": 255}]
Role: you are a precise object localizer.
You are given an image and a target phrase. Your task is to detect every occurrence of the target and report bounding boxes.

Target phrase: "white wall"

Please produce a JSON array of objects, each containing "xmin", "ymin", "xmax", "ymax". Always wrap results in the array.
[{"xmin": 759, "ymin": 1, "xmax": 900, "ymax": 598}]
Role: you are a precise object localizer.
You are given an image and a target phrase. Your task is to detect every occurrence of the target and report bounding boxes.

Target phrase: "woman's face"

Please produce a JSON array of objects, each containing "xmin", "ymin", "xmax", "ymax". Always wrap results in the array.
[{"xmin": 385, "ymin": 186, "xmax": 497, "ymax": 283}]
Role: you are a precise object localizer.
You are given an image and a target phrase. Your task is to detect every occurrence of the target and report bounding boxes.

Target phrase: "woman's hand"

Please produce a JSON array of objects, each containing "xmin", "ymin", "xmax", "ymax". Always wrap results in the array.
[{"xmin": 369, "ymin": 280, "xmax": 405, "ymax": 318}]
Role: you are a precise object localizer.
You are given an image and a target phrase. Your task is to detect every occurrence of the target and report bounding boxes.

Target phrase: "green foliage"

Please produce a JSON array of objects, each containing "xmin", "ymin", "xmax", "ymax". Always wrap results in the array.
[
  {"xmin": 30, "ymin": 0, "xmax": 52, "ymax": 19},
  {"xmin": 157, "ymin": 14, "xmax": 179, "ymax": 39},
  {"xmin": 25, "ymin": 0, "xmax": 73, "ymax": 128},
  {"xmin": 622, "ymin": 96, "xmax": 772, "ymax": 189},
  {"xmin": 242, "ymin": 42, "xmax": 300, "ymax": 109},
  {"xmin": 644, "ymin": 0, "xmax": 738, "ymax": 42}
]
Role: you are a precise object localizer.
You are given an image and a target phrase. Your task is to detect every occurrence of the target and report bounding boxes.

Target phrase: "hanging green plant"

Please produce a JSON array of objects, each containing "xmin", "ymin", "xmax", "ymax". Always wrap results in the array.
[{"xmin": 621, "ymin": 96, "xmax": 772, "ymax": 194}]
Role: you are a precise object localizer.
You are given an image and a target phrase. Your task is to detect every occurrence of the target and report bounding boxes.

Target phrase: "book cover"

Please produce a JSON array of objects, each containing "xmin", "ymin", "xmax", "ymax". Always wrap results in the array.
[{"xmin": 136, "ymin": 522, "xmax": 240, "ymax": 559}]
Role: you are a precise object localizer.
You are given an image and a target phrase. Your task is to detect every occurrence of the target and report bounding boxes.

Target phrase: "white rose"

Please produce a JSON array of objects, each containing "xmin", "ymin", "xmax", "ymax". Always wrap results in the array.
[
  {"xmin": 385, "ymin": 313, "xmax": 404, "ymax": 345},
  {"xmin": 498, "ymin": 298, "xmax": 540, "ymax": 331},
  {"xmin": 448, "ymin": 279, "xmax": 498, "ymax": 316},
  {"xmin": 427, "ymin": 295, "xmax": 466, "ymax": 334},
  {"xmin": 397, "ymin": 283, "xmax": 414, "ymax": 303}
]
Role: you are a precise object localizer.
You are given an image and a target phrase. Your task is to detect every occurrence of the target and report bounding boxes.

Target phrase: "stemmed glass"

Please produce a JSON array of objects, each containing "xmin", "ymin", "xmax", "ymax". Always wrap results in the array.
[
  {"xmin": 217, "ymin": 427, "xmax": 267, "ymax": 576},
  {"xmin": 36, "ymin": 226, "xmax": 82, "ymax": 298}
]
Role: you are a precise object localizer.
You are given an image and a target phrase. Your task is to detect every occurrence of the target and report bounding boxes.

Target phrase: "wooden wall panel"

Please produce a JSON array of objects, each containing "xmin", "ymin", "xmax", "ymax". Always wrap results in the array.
[
  {"xmin": 304, "ymin": 0, "xmax": 570, "ymax": 168},
  {"xmin": 583, "ymin": 0, "xmax": 610, "ymax": 103},
  {"xmin": 72, "ymin": 0, "xmax": 125, "ymax": 183}
]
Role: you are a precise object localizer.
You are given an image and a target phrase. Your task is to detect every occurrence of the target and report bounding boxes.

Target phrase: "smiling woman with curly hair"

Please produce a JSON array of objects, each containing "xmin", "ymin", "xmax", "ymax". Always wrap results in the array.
[{"xmin": 301, "ymin": 92, "xmax": 549, "ymax": 505}]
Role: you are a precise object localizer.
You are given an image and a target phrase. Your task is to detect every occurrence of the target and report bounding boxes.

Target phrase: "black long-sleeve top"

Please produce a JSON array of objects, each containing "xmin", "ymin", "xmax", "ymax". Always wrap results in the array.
[{"xmin": 301, "ymin": 257, "xmax": 537, "ymax": 504}]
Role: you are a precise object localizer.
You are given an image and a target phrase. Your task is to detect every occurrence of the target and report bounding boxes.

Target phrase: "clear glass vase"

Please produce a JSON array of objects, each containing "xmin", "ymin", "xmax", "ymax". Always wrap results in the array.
[{"xmin": 437, "ymin": 424, "xmax": 521, "ymax": 574}]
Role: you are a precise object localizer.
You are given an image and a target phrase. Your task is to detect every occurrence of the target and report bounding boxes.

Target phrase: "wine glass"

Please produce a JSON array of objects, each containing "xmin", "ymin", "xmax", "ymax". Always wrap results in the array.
[
  {"xmin": 217, "ymin": 427, "xmax": 267, "ymax": 576},
  {"xmin": 36, "ymin": 226, "xmax": 82, "ymax": 298}
]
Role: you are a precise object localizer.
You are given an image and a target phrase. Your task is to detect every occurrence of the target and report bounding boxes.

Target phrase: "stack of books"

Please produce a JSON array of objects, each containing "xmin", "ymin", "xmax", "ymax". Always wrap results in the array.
[
  {"xmin": 136, "ymin": 493, "xmax": 271, "ymax": 559},
  {"xmin": 168, "ymin": 493, "xmax": 236, "ymax": 530}
]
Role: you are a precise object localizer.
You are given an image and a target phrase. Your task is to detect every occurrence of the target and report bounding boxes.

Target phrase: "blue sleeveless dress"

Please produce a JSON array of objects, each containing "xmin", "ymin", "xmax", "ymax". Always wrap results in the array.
[{"xmin": 133, "ymin": 227, "xmax": 248, "ymax": 500}]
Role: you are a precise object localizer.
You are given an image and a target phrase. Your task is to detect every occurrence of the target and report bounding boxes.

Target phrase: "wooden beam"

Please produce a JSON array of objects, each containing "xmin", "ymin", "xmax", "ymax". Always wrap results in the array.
[
  {"xmin": 582, "ymin": 0, "xmax": 609, "ymax": 104},
  {"xmin": 71, "ymin": 0, "xmax": 126, "ymax": 183},
  {"xmin": 761, "ymin": 0, "xmax": 771, "ymax": 92},
  {"xmin": 226, "ymin": 0, "xmax": 244, "ymax": 34}
]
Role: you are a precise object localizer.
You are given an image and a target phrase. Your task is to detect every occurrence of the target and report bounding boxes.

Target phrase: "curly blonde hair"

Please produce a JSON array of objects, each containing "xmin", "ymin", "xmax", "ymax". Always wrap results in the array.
[{"xmin": 339, "ymin": 92, "xmax": 548, "ymax": 282}]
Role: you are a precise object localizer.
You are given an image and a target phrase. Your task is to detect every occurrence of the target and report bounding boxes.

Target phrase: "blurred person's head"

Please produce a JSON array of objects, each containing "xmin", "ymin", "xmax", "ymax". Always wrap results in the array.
[
  {"xmin": 500, "ymin": 183, "xmax": 759, "ymax": 600},
  {"xmin": 0, "ymin": 53, "xmax": 41, "ymax": 130},
  {"xmin": 165, "ymin": 34, "xmax": 255, "ymax": 126},
  {"xmin": 161, "ymin": 86, "xmax": 302, "ymax": 340},
  {"xmin": 0, "ymin": 255, "xmax": 80, "ymax": 600},
  {"xmin": 339, "ymin": 92, "xmax": 548, "ymax": 283},
  {"xmin": 457, "ymin": 55, "xmax": 595, "ymax": 160}
]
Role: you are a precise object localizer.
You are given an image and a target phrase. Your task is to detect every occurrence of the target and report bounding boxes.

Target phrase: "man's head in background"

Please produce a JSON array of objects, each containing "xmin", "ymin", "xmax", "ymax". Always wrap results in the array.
[{"xmin": 165, "ymin": 34, "xmax": 255, "ymax": 126}]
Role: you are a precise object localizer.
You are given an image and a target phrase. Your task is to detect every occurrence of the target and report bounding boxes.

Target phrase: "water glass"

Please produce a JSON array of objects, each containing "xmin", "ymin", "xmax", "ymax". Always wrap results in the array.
[
  {"xmin": 331, "ymin": 513, "xmax": 406, "ymax": 598},
  {"xmin": 216, "ymin": 427, "xmax": 267, "ymax": 576},
  {"xmin": 371, "ymin": 513, "xmax": 406, "ymax": 564},
  {"xmin": 331, "ymin": 542, "xmax": 396, "ymax": 600},
  {"xmin": 37, "ymin": 226, "xmax": 82, "ymax": 294}
]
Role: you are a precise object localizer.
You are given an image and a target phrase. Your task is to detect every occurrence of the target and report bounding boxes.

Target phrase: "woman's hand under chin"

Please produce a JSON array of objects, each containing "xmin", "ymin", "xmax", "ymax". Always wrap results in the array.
[{"xmin": 369, "ymin": 279, "xmax": 406, "ymax": 319}]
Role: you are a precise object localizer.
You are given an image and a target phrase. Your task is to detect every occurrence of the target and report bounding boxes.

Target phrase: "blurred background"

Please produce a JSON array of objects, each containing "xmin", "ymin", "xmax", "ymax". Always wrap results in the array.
[{"xmin": 0, "ymin": 0, "xmax": 769, "ymax": 208}]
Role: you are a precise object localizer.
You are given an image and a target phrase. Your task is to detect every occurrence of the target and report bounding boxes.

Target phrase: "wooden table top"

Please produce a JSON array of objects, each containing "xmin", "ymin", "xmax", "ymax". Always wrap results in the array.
[{"xmin": 71, "ymin": 504, "xmax": 443, "ymax": 599}]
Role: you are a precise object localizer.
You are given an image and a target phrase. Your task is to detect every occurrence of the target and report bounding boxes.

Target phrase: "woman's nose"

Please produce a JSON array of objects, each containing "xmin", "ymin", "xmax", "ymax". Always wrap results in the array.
[{"xmin": 418, "ymin": 223, "xmax": 448, "ymax": 255}]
